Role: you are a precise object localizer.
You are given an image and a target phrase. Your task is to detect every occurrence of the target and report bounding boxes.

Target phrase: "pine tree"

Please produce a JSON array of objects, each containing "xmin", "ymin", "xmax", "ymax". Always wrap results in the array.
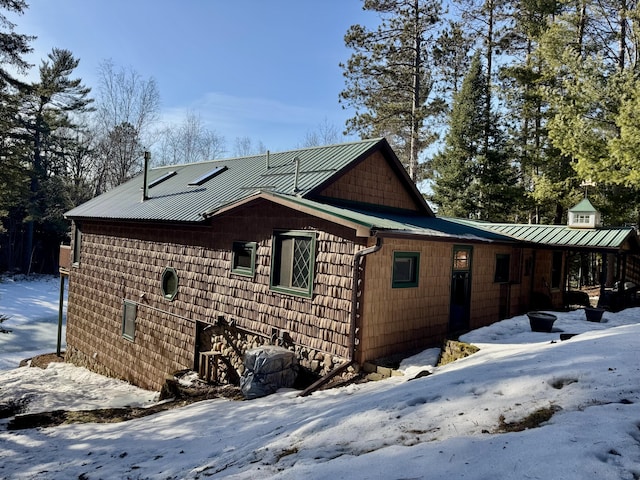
[
  {"xmin": 340, "ymin": 0, "xmax": 445, "ymax": 180},
  {"xmin": 431, "ymin": 51, "xmax": 518, "ymax": 220},
  {"xmin": 0, "ymin": 0, "xmax": 33, "ymax": 271},
  {"xmin": 15, "ymin": 48, "xmax": 93, "ymax": 272},
  {"xmin": 538, "ymin": 0, "xmax": 640, "ymax": 224},
  {"xmin": 430, "ymin": 52, "xmax": 484, "ymax": 217}
]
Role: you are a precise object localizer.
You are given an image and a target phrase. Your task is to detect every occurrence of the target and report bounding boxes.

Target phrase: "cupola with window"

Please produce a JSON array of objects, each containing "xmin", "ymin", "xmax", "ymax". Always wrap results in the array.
[{"xmin": 568, "ymin": 198, "xmax": 601, "ymax": 228}]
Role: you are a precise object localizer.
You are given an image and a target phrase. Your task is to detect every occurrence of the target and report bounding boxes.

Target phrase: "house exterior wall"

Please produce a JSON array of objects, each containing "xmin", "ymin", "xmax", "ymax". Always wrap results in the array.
[
  {"xmin": 468, "ymin": 245, "xmax": 529, "ymax": 328},
  {"xmin": 356, "ymin": 240, "xmax": 538, "ymax": 363},
  {"xmin": 316, "ymin": 151, "xmax": 423, "ymax": 211},
  {"xmin": 66, "ymin": 201, "xmax": 362, "ymax": 391},
  {"xmin": 357, "ymin": 238, "xmax": 452, "ymax": 362}
]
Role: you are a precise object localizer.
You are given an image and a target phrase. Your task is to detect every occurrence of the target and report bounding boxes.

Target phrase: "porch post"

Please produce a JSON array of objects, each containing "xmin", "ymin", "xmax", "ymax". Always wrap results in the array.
[{"xmin": 599, "ymin": 254, "xmax": 608, "ymax": 302}]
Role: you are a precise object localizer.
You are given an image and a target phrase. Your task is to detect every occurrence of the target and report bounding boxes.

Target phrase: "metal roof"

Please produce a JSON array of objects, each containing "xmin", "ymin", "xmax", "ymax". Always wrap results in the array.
[
  {"xmin": 448, "ymin": 219, "xmax": 636, "ymax": 251},
  {"xmin": 569, "ymin": 198, "xmax": 597, "ymax": 213},
  {"xmin": 225, "ymin": 193, "xmax": 518, "ymax": 243},
  {"xmin": 65, "ymin": 138, "xmax": 423, "ymax": 222}
]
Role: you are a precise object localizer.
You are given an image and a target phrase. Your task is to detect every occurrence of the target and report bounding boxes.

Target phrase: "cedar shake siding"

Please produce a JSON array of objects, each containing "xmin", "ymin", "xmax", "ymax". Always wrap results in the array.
[
  {"xmin": 357, "ymin": 238, "xmax": 452, "ymax": 363},
  {"xmin": 66, "ymin": 201, "xmax": 362, "ymax": 391},
  {"xmin": 356, "ymin": 240, "xmax": 536, "ymax": 363},
  {"xmin": 316, "ymin": 151, "xmax": 424, "ymax": 212}
]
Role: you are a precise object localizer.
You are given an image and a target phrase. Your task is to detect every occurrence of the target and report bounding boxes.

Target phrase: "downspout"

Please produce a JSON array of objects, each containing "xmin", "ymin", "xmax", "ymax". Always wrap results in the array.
[
  {"xmin": 349, "ymin": 235, "xmax": 383, "ymax": 359},
  {"xmin": 299, "ymin": 235, "xmax": 383, "ymax": 397}
]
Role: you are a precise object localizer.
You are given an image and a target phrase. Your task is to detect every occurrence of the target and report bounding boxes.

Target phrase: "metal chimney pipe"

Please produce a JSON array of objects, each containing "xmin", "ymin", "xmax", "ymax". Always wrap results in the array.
[
  {"xmin": 142, "ymin": 151, "xmax": 150, "ymax": 201},
  {"xmin": 266, "ymin": 150, "xmax": 270, "ymax": 170},
  {"xmin": 293, "ymin": 156, "xmax": 300, "ymax": 193}
]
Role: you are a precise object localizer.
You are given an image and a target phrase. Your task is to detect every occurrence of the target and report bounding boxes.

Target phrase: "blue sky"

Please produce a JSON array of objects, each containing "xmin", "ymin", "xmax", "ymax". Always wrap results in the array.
[{"xmin": 10, "ymin": 1, "xmax": 379, "ymax": 152}]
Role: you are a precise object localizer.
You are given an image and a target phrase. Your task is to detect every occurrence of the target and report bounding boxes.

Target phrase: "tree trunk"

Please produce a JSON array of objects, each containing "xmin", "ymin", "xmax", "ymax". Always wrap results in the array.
[{"xmin": 409, "ymin": 0, "xmax": 421, "ymax": 181}]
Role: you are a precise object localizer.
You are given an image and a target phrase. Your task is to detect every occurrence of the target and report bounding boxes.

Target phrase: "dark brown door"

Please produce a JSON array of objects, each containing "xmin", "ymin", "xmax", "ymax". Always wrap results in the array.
[{"xmin": 450, "ymin": 246, "xmax": 472, "ymax": 333}]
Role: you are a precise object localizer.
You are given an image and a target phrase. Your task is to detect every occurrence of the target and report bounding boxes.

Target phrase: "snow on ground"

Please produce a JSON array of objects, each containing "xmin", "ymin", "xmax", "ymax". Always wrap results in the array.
[
  {"xmin": 1, "ymin": 275, "xmax": 640, "ymax": 479},
  {"xmin": 0, "ymin": 275, "xmax": 67, "ymax": 370}
]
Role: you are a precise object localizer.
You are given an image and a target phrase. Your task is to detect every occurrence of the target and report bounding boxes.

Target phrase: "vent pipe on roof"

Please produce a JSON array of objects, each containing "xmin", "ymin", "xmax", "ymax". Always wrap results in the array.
[
  {"xmin": 266, "ymin": 150, "xmax": 270, "ymax": 170},
  {"xmin": 142, "ymin": 151, "xmax": 151, "ymax": 202},
  {"xmin": 293, "ymin": 156, "xmax": 300, "ymax": 193}
]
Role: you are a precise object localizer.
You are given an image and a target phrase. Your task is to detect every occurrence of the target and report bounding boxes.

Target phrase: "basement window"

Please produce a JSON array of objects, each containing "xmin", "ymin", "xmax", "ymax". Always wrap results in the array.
[
  {"xmin": 122, "ymin": 300, "xmax": 137, "ymax": 342},
  {"xmin": 270, "ymin": 231, "xmax": 316, "ymax": 298},
  {"xmin": 162, "ymin": 267, "xmax": 179, "ymax": 301},
  {"xmin": 392, "ymin": 252, "xmax": 420, "ymax": 288},
  {"xmin": 231, "ymin": 241, "xmax": 257, "ymax": 277}
]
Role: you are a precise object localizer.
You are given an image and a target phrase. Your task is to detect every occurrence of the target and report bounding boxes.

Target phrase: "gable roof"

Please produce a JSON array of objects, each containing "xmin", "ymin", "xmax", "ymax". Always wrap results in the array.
[
  {"xmin": 65, "ymin": 138, "xmax": 431, "ymax": 222},
  {"xmin": 449, "ymin": 219, "xmax": 638, "ymax": 252}
]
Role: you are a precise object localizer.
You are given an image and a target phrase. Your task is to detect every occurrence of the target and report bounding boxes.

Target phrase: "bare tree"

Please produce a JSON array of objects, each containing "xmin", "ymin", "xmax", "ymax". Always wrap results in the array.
[
  {"xmin": 92, "ymin": 60, "xmax": 160, "ymax": 192},
  {"xmin": 153, "ymin": 111, "xmax": 226, "ymax": 166},
  {"xmin": 300, "ymin": 118, "xmax": 343, "ymax": 147},
  {"xmin": 233, "ymin": 136, "xmax": 266, "ymax": 157}
]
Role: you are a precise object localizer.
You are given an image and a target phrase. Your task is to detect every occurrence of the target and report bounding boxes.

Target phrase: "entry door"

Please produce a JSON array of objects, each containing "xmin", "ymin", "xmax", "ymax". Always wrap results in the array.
[{"xmin": 450, "ymin": 246, "xmax": 472, "ymax": 333}]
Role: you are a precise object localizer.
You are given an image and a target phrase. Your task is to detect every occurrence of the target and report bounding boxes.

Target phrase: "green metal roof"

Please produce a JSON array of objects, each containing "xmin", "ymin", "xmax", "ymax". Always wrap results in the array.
[
  {"xmin": 237, "ymin": 193, "xmax": 518, "ymax": 243},
  {"xmin": 569, "ymin": 198, "xmax": 597, "ymax": 213},
  {"xmin": 66, "ymin": 138, "xmax": 430, "ymax": 222},
  {"xmin": 449, "ymin": 218, "xmax": 636, "ymax": 251}
]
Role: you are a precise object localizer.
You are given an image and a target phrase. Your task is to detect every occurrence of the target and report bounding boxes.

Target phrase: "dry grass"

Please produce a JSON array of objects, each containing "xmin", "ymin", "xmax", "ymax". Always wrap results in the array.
[{"xmin": 496, "ymin": 405, "xmax": 561, "ymax": 433}]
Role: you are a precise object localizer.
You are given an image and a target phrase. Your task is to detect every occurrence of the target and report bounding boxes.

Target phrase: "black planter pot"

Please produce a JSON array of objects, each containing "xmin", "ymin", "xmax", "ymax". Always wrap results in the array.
[
  {"xmin": 527, "ymin": 311, "xmax": 557, "ymax": 332},
  {"xmin": 584, "ymin": 307, "xmax": 605, "ymax": 323}
]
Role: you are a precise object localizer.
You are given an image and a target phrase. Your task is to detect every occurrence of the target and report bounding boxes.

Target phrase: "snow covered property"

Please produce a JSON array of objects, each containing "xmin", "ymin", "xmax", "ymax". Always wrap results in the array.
[
  {"xmin": 1, "ymin": 276, "xmax": 640, "ymax": 479},
  {"xmin": 61, "ymin": 138, "xmax": 640, "ymax": 391}
]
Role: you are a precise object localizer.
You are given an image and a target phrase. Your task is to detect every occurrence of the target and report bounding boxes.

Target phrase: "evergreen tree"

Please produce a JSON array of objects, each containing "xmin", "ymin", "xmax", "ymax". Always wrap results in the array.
[
  {"xmin": 498, "ymin": 0, "xmax": 576, "ymax": 223},
  {"xmin": 340, "ymin": 0, "xmax": 445, "ymax": 180},
  {"xmin": 0, "ymin": 0, "xmax": 33, "ymax": 87},
  {"xmin": 538, "ymin": 0, "xmax": 640, "ymax": 224},
  {"xmin": 15, "ymin": 48, "xmax": 93, "ymax": 272},
  {"xmin": 0, "ymin": 0, "xmax": 33, "ymax": 271},
  {"xmin": 430, "ymin": 52, "xmax": 484, "ymax": 217},
  {"xmin": 431, "ymin": 51, "xmax": 518, "ymax": 220}
]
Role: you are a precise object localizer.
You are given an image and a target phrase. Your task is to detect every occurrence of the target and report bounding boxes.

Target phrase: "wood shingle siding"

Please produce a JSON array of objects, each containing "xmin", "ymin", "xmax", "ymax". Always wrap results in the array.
[
  {"xmin": 317, "ymin": 151, "xmax": 424, "ymax": 212},
  {"xmin": 357, "ymin": 239, "xmax": 452, "ymax": 362},
  {"xmin": 66, "ymin": 202, "xmax": 361, "ymax": 390},
  {"xmin": 355, "ymin": 241, "xmax": 536, "ymax": 363}
]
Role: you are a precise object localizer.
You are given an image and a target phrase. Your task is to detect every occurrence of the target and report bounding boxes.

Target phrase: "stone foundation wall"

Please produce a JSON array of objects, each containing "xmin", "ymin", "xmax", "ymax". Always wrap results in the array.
[{"xmin": 205, "ymin": 323, "xmax": 347, "ymax": 384}]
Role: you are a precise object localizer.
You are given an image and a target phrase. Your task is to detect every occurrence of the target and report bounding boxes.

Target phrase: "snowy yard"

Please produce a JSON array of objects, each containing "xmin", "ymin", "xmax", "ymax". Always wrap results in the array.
[{"xmin": 1, "ymin": 275, "xmax": 639, "ymax": 479}]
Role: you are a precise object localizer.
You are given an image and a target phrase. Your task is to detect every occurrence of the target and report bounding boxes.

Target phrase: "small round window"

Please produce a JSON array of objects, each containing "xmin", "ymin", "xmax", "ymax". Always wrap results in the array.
[{"xmin": 161, "ymin": 267, "xmax": 178, "ymax": 301}]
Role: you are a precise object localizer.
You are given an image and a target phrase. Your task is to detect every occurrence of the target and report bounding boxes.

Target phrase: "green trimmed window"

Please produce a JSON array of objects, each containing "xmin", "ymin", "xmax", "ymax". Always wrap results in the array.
[
  {"xmin": 392, "ymin": 252, "xmax": 420, "ymax": 288},
  {"xmin": 270, "ymin": 231, "xmax": 316, "ymax": 298},
  {"xmin": 494, "ymin": 254, "xmax": 510, "ymax": 283},
  {"xmin": 162, "ymin": 267, "xmax": 179, "ymax": 301},
  {"xmin": 231, "ymin": 241, "xmax": 257, "ymax": 277},
  {"xmin": 122, "ymin": 300, "xmax": 137, "ymax": 341}
]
